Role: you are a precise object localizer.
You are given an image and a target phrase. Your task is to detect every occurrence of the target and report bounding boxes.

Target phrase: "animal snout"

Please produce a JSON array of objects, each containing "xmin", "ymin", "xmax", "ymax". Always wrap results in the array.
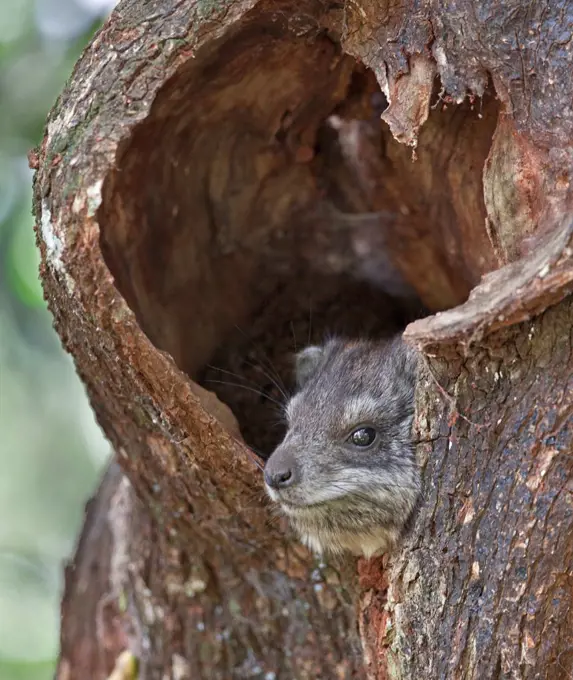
[
  {"xmin": 264, "ymin": 448, "xmax": 298, "ymax": 490},
  {"xmin": 265, "ymin": 468, "xmax": 294, "ymax": 489}
]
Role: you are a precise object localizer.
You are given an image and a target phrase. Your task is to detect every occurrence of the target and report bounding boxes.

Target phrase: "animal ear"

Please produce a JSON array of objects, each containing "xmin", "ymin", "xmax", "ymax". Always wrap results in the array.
[{"xmin": 295, "ymin": 345, "xmax": 324, "ymax": 388}]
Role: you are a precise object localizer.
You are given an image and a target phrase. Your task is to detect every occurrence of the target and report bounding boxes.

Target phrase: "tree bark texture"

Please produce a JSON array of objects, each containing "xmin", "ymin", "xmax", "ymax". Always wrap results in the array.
[{"xmin": 31, "ymin": 0, "xmax": 573, "ymax": 678}]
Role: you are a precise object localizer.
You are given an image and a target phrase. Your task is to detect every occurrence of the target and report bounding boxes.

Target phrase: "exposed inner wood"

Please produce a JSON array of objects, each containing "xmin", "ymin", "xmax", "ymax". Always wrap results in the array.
[
  {"xmin": 35, "ymin": 1, "xmax": 573, "ymax": 678},
  {"xmin": 99, "ymin": 25, "xmax": 499, "ymax": 453}
]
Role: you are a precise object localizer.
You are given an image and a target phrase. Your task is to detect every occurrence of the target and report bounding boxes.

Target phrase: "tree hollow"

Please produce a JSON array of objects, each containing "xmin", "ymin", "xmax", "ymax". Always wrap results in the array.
[
  {"xmin": 98, "ymin": 12, "xmax": 503, "ymax": 451},
  {"xmin": 33, "ymin": 1, "xmax": 573, "ymax": 678}
]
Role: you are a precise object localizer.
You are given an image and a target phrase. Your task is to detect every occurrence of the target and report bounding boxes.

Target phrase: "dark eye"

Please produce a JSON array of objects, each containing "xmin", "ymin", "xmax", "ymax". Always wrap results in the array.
[{"xmin": 348, "ymin": 426, "xmax": 377, "ymax": 448}]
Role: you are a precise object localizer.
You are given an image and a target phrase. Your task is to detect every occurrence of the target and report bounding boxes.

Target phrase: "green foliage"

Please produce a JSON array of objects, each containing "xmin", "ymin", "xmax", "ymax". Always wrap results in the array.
[
  {"xmin": 0, "ymin": 2, "xmax": 114, "ymax": 679},
  {"xmin": 5, "ymin": 201, "xmax": 44, "ymax": 308},
  {"xmin": 0, "ymin": 660, "xmax": 56, "ymax": 680}
]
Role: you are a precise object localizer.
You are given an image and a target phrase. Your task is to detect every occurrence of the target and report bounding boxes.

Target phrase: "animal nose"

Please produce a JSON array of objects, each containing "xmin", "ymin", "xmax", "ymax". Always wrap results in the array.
[
  {"xmin": 264, "ymin": 447, "xmax": 298, "ymax": 490},
  {"xmin": 264, "ymin": 466, "xmax": 295, "ymax": 490}
]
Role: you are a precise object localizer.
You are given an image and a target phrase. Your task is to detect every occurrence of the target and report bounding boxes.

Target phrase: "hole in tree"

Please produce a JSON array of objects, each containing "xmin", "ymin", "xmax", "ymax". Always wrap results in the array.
[{"xmin": 98, "ymin": 17, "xmax": 500, "ymax": 457}]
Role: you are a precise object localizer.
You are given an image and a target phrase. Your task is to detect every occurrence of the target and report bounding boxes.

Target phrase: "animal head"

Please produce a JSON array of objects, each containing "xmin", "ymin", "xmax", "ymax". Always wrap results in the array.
[{"xmin": 264, "ymin": 336, "xmax": 419, "ymax": 548}]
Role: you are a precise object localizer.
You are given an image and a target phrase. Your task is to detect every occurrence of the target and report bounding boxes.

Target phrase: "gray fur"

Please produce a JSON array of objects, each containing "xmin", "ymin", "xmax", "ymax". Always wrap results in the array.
[
  {"xmin": 294, "ymin": 345, "xmax": 324, "ymax": 389},
  {"xmin": 264, "ymin": 335, "xmax": 420, "ymax": 558}
]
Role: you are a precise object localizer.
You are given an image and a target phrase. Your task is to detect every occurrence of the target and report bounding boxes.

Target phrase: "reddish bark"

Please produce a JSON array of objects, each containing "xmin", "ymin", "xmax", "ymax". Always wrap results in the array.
[{"xmin": 33, "ymin": 0, "xmax": 573, "ymax": 678}]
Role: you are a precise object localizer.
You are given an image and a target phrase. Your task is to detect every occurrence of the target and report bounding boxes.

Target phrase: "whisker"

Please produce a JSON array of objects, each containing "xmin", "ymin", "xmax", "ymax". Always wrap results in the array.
[
  {"xmin": 247, "ymin": 444, "xmax": 269, "ymax": 465},
  {"xmin": 243, "ymin": 358, "xmax": 290, "ymax": 401},
  {"xmin": 245, "ymin": 451, "xmax": 264, "ymax": 471},
  {"xmin": 290, "ymin": 320, "xmax": 298, "ymax": 354},
  {"xmin": 231, "ymin": 439, "xmax": 265, "ymax": 471},
  {"xmin": 207, "ymin": 361, "xmax": 289, "ymax": 403},
  {"xmin": 206, "ymin": 364, "xmax": 268, "ymax": 391},
  {"xmin": 234, "ymin": 325, "xmax": 288, "ymax": 395},
  {"xmin": 204, "ymin": 379, "xmax": 284, "ymax": 409},
  {"xmin": 320, "ymin": 482, "xmax": 381, "ymax": 509}
]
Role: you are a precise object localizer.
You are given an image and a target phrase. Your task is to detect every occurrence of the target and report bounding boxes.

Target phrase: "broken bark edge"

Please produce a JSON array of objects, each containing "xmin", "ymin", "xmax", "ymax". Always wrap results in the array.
[
  {"xmin": 33, "ymin": 1, "xmax": 573, "ymax": 678},
  {"xmin": 405, "ymin": 215, "xmax": 573, "ymax": 349}
]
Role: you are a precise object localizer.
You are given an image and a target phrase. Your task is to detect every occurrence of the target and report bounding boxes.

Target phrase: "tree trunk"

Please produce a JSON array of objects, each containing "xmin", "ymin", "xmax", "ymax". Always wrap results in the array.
[{"xmin": 32, "ymin": 0, "xmax": 573, "ymax": 678}]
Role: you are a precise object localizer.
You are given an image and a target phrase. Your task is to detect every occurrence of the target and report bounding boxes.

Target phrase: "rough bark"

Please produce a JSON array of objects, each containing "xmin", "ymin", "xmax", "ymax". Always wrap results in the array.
[{"xmin": 31, "ymin": 0, "xmax": 573, "ymax": 678}]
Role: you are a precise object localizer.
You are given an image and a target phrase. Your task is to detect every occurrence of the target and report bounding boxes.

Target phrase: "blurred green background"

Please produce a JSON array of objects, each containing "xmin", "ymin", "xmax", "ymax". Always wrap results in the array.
[{"xmin": 0, "ymin": 1, "xmax": 116, "ymax": 677}]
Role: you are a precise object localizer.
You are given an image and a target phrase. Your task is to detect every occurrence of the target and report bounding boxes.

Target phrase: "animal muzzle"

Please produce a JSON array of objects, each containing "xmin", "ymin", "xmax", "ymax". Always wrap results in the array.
[{"xmin": 264, "ymin": 446, "xmax": 299, "ymax": 492}]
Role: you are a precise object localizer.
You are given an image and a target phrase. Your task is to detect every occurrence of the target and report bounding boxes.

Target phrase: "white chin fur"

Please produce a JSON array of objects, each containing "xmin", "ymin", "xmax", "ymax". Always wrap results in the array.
[
  {"xmin": 273, "ymin": 500, "xmax": 401, "ymax": 558},
  {"xmin": 298, "ymin": 527, "xmax": 398, "ymax": 559},
  {"xmin": 264, "ymin": 484, "xmax": 280, "ymax": 502}
]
